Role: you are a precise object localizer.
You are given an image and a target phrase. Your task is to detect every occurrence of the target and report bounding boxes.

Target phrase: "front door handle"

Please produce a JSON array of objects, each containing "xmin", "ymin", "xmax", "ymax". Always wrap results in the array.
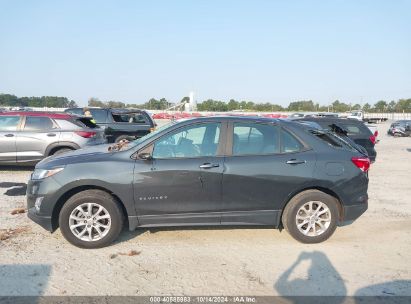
[
  {"xmin": 4, "ymin": 134, "xmax": 14, "ymax": 137},
  {"xmin": 286, "ymin": 159, "xmax": 306, "ymax": 165},
  {"xmin": 47, "ymin": 133, "xmax": 57, "ymax": 137},
  {"xmin": 199, "ymin": 163, "xmax": 220, "ymax": 169}
]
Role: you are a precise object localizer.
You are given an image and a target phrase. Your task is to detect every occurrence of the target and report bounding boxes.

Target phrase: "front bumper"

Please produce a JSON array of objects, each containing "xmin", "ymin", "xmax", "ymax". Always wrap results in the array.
[
  {"xmin": 26, "ymin": 176, "xmax": 61, "ymax": 232},
  {"xmin": 27, "ymin": 207, "xmax": 53, "ymax": 232}
]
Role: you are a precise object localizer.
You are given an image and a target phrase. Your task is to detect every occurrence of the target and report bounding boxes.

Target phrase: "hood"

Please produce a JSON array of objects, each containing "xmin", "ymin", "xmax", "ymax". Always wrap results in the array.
[{"xmin": 36, "ymin": 144, "xmax": 118, "ymax": 169}]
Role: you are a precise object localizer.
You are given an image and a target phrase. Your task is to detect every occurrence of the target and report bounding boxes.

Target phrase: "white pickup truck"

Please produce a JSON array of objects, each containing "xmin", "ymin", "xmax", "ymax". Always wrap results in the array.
[{"xmin": 347, "ymin": 111, "xmax": 388, "ymax": 123}]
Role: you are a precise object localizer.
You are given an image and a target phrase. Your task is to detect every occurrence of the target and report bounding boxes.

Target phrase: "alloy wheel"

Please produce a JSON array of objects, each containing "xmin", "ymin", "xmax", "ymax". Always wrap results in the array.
[
  {"xmin": 295, "ymin": 201, "xmax": 331, "ymax": 237},
  {"xmin": 69, "ymin": 203, "xmax": 111, "ymax": 242}
]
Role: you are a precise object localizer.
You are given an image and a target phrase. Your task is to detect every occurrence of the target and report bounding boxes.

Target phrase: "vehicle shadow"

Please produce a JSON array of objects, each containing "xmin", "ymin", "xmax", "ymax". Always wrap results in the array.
[
  {"xmin": 115, "ymin": 225, "xmax": 272, "ymax": 244},
  {"xmin": 0, "ymin": 182, "xmax": 27, "ymax": 196},
  {"xmin": 0, "ymin": 264, "xmax": 51, "ymax": 303},
  {"xmin": 355, "ymin": 280, "xmax": 411, "ymax": 297},
  {"xmin": 0, "ymin": 165, "xmax": 34, "ymax": 172}
]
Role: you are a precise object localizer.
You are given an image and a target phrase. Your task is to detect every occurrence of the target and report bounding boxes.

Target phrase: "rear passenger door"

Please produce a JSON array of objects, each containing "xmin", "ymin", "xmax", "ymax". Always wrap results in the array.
[
  {"xmin": 16, "ymin": 116, "xmax": 60, "ymax": 162},
  {"xmin": 0, "ymin": 115, "xmax": 21, "ymax": 163},
  {"xmin": 221, "ymin": 122, "xmax": 316, "ymax": 225}
]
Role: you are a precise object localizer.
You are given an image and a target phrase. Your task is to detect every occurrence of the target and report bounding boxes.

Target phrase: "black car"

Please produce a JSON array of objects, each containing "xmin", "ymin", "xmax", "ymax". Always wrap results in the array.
[
  {"xmin": 64, "ymin": 108, "xmax": 156, "ymax": 143},
  {"xmin": 295, "ymin": 117, "xmax": 377, "ymax": 162},
  {"xmin": 27, "ymin": 117, "xmax": 369, "ymax": 248}
]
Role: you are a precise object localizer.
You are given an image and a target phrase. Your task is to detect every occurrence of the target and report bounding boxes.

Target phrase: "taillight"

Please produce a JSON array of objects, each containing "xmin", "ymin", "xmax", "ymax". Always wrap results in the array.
[
  {"xmin": 369, "ymin": 134, "xmax": 376, "ymax": 145},
  {"xmin": 75, "ymin": 131, "xmax": 96, "ymax": 138},
  {"xmin": 374, "ymin": 130, "xmax": 378, "ymax": 137},
  {"xmin": 351, "ymin": 157, "xmax": 370, "ymax": 173}
]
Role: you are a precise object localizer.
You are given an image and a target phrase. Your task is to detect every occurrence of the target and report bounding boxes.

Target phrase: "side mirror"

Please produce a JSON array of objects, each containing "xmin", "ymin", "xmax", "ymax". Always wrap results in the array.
[{"xmin": 138, "ymin": 152, "xmax": 153, "ymax": 161}]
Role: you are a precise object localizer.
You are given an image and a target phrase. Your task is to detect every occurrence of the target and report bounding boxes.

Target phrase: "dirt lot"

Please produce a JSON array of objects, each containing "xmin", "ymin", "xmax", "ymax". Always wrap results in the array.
[{"xmin": 0, "ymin": 122, "xmax": 410, "ymax": 296}]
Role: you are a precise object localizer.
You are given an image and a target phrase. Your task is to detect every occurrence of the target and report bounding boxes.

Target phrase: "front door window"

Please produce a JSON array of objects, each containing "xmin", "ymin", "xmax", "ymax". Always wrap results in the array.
[{"xmin": 153, "ymin": 123, "xmax": 221, "ymax": 159}]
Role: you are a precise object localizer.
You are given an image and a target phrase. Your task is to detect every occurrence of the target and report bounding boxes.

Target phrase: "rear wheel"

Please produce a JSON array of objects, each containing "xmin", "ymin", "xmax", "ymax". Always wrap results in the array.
[
  {"xmin": 59, "ymin": 190, "xmax": 124, "ymax": 248},
  {"xmin": 281, "ymin": 190, "xmax": 339, "ymax": 243}
]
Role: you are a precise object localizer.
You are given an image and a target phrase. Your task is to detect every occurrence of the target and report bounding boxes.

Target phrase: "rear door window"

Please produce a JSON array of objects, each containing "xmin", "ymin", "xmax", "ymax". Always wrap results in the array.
[
  {"xmin": 232, "ymin": 123, "xmax": 280, "ymax": 155},
  {"xmin": 0, "ymin": 116, "xmax": 20, "ymax": 131},
  {"xmin": 24, "ymin": 117, "xmax": 56, "ymax": 131}
]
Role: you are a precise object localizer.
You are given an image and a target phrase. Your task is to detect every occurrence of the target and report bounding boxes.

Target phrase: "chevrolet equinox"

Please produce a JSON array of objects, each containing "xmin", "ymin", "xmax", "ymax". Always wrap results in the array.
[{"xmin": 27, "ymin": 117, "xmax": 369, "ymax": 248}]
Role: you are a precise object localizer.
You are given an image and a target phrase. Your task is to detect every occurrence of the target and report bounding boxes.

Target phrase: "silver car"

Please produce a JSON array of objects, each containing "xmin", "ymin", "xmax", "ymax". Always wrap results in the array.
[{"xmin": 0, "ymin": 111, "xmax": 106, "ymax": 165}]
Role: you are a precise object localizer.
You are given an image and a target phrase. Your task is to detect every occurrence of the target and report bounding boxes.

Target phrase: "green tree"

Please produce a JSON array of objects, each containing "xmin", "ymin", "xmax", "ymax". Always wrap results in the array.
[
  {"xmin": 288, "ymin": 100, "xmax": 315, "ymax": 112},
  {"xmin": 387, "ymin": 100, "xmax": 396, "ymax": 112},
  {"xmin": 395, "ymin": 99, "xmax": 411, "ymax": 112},
  {"xmin": 227, "ymin": 99, "xmax": 239, "ymax": 111},
  {"xmin": 362, "ymin": 103, "xmax": 371, "ymax": 112},
  {"xmin": 88, "ymin": 97, "xmax": 105, "ymax": 107},
  {"xmin": 374, "ymin": 100, "xmax": 387, "ymax": 112}
]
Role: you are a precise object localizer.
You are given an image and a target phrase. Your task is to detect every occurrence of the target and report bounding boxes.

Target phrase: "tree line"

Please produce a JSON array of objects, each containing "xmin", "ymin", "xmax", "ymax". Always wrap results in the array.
[
  {"xmin": 1, "ymin": 93, "xmax": 410, "ymax": 113},
  {"xmin": 89, "ymin": 97, "xmax": 411, "ymax": 113},
  {"xmin": 0, "ymin": 94, "xmax": 77, "ymax": 108}
]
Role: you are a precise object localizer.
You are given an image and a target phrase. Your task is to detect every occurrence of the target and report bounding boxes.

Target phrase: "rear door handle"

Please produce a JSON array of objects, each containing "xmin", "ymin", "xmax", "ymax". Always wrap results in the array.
[
  {"xmin": 199, "ymin": 163, "xmax": 220, "ymax": 169},
  {"xmin": 47, "ymin": 133, "xmax": 57, "ymax": 137},
  {"xmin": 286, "ymin": 159, "xmax": 306, "ymax": 165},
  {"xmin": 4, "ymin": 134, "xmax": 14, "ymax": 137}
]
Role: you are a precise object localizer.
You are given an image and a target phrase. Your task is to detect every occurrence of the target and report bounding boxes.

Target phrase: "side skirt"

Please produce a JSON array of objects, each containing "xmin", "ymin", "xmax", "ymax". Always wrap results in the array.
[{"xmin": 128, "ymin": 210, "xmax": 281, "ymax": 230}]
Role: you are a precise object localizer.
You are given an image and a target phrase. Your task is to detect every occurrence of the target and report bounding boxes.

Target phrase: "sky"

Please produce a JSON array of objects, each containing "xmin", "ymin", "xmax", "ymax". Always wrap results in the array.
[{"xmin": 0, "ymin": 0, "xmax": 410, "ymax": 107}]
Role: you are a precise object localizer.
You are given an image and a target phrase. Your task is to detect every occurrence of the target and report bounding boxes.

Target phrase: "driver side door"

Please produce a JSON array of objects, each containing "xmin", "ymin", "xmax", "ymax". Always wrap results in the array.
[{"xmin": 134, "ymin": 121, "xmax": 226, "ymax": 226}]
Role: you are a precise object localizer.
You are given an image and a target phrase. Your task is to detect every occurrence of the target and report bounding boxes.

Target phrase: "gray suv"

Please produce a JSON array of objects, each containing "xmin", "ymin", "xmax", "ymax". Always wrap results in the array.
[
  {"xmin": 0, "ymin": 111, "xmax": 106, "ymax": 164},
  {"xmin": 27, "ymin": 116, "xmax": 369, "ymax": 248}
]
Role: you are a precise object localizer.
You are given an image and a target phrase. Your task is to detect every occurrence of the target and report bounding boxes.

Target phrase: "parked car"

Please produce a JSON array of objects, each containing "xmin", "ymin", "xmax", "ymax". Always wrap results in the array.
[
  {"xmin": 295, "ymin": 117, "xmax": 377, "ymax": 162},
  {"xmin": 288, "ymin": 112, "xmax": 316, "ymax": 119},
  {"xmin": 387, "ymin": 120, "xmax": 411, "ymax": 137},
  {"xmin": 0, "ymin": 111, "xmax": 106, "ymax": 165},
  {"xmin": 64, "ymin": 108, "xmax": 156, "ymax": 143},
  {"xmin": 27, "ymin": 116, "xmax": 369, "ymax": 248}
]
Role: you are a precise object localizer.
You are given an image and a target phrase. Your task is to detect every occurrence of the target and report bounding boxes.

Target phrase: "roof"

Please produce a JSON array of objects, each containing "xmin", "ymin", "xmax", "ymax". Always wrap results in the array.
[
  {"xmin": 294, "ymin": 117, "xmax": 363, "ymax": 124},
  {"xmin": 0, "ymin": 111, "xmax": 72, "ymax": 119},
  {"xmin": 173, "ymin": 115, "xmax": 283, "ymax": 124}
]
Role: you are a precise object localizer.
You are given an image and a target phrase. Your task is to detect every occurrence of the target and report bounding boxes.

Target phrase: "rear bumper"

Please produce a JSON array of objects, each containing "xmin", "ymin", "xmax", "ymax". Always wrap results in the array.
[
  {"xmin": 27, "ymin": 207, "xmax": 53, "ymax": 232},
  {"xmin": 341, "ymin": 201, "xmax": 368, "ymax": 223}
]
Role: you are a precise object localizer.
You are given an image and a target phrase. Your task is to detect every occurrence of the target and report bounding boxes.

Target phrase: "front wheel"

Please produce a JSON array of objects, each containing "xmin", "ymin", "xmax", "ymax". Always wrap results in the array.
[
  {"xmin": 281, "ymin": 190, "xmax": 339, "ymax": 243},
  {"xmin": 59, "ymin": 190, "xmax": 124, "ymax": 248}
]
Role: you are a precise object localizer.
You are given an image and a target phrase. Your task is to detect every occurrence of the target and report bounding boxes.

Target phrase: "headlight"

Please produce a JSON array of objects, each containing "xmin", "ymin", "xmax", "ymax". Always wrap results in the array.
[{"xmin": 32, "ymin": 168, "xmax": 64, "ymax": 180}]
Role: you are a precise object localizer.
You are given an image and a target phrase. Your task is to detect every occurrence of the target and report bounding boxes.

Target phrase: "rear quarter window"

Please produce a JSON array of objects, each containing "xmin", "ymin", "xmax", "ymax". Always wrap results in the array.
[
  {"xmin": 281, "ymin": 129, "xmax": 304, "ymax": 153},
  {"xmin": 310, "ymin": 130, "xmax": 355, "ymax": 151},
  {"xmin": 76, "ymin": 118, "xmax": 99, "ymax": 128}
]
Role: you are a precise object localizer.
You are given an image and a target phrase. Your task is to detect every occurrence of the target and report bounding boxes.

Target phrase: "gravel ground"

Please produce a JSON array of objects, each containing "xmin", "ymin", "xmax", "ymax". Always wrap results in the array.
[{"xmin": 0, "ymin": 121, "xmax": 410, "ymax": 296}]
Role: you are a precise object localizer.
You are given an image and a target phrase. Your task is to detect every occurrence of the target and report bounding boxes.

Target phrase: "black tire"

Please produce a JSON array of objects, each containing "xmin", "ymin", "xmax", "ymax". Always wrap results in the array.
[
  {"xmin": 52, "ymin": 148, "xmax": 73, "ymax": 156},
  {"xmin": 59, "ymin": 190, "xmax": 124, "ymax": 249},
  {"xmin": 281, "ymin": 190, "xmax": 339, "ymax": 244},
  {"xmin": 115, "ymin": 135, "xmax": 135, "ymax": 143}
]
